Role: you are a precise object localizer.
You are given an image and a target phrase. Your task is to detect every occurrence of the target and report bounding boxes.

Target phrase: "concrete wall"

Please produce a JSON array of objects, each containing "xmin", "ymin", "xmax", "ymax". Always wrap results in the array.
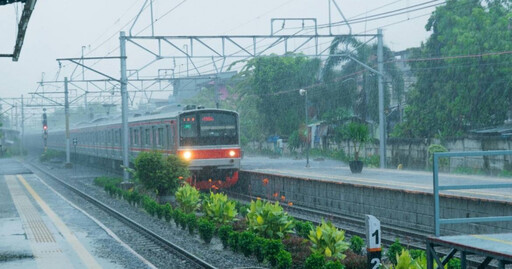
[
  {"xmin": 236, "ymin": 171, "xmax": 512, "ymax": 236},
  {"xmin": 246, "ymin": 136, "xmax": 512, "ymax": 172}
]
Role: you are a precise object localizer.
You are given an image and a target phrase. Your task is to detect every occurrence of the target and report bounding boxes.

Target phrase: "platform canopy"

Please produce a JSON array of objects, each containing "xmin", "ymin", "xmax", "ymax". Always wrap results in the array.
[
  {"xmin": 0, "ymin": 0, "xmax": 36, "ymax": 61},
  {"xmin": 0, "ymin": 0, "xmax": 25, "ymax": 6}
]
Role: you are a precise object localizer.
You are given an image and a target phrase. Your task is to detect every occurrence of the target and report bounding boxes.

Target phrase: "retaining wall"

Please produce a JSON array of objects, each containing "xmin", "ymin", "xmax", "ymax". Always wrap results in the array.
[{"xmin": 236, "ymin": 171, "xmax": 512, "ymax": 236}]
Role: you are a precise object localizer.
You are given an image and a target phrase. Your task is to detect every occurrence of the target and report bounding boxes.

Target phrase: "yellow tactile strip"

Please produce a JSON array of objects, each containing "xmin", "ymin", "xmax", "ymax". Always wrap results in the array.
[
  {"xmin": 16, "ymin": 174, "xmax": 102, "ymax": 269},
  {"xmin": 5, "ymin": 175, "xmax": 56, "ymax": 243}
]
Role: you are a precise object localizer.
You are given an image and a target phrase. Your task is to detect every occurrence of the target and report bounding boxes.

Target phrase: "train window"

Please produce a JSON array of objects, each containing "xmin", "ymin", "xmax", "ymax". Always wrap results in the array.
[
  {"xmin": 133, "ymin": 129, "xmax": 139, "ymax": 145},
  {"xmin": 119, "ymin": 129, "xmax": 122, "ymax": 146},
  {"xmin": 157, "ymin": 128, "xmax": 164, "ymax": 146},
  {"xmin": 152, "ymin": 127, "xmax": 157, "ymax": 147},
  {"xmin": 145, "ymin": 129, "xmax": 150, "ymax": 145}
]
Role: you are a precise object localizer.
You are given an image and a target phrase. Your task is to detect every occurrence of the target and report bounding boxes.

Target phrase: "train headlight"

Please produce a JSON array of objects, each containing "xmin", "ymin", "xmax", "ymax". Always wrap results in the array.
[
  {"xmin": 229, "ymin": 150, "xmax": 236, "ymax": 157},
  {"xmin": 183, "ymin": 151, "xmax": 192, "ymax": 160}
]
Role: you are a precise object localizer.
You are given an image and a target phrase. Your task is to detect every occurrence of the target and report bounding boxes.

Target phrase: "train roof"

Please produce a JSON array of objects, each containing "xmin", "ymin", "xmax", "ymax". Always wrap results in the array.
[{"xmin": 60, "ymin": 106, "xmax": 238, "ymax": 131}]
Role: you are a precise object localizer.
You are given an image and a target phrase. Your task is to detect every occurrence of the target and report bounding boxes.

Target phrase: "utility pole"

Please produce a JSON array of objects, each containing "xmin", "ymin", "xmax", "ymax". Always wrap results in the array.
[
  {"xmin": 20, "ymin": 95, "xmax": 24, "ymax": 155},
  {"xmin": 300, "ymin": 89, "xmax": 310, "ymax": 167},
  {"xmin": 65, "ymin": 77, "xmax": 71, "ymax": 167},
  {"xmin": 377, "ymin": 29, "xmax": 386, "ymax": 169},
  {"xmin": 120, "ymin": 31, "xmax": 130, "ymax": 181}
]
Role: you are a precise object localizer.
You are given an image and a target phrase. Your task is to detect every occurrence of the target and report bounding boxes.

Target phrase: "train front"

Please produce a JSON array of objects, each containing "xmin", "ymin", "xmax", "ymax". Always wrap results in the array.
[{"xmin": 177, "ymin": 109, "xmax": 241, "ymax": 189}]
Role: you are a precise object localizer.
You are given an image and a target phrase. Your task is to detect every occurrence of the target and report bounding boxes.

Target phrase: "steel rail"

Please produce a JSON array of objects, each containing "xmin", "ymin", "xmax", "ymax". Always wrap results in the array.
[{"xmin": 25, "ymin": 162, "xmax": 217, "ymax": 269}]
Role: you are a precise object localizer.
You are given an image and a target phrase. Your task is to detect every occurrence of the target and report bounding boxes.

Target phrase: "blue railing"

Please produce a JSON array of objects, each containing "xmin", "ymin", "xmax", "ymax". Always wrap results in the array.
[{"xmin": 433, "ymin": 150, "xmax": 512, "ymax": 236}]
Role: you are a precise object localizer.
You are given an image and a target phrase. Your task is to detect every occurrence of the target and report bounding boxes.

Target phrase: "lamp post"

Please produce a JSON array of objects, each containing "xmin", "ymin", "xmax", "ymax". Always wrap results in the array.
[{"xmin": 300, "ymin": 89, "xmax": 309, "ymax": 167}]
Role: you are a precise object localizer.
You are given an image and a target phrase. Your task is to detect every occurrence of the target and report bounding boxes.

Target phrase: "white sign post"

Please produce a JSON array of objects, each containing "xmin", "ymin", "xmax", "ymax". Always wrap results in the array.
[{"xmin": 365, "ymin": 215, "xmax": 382, "ymax": 269}]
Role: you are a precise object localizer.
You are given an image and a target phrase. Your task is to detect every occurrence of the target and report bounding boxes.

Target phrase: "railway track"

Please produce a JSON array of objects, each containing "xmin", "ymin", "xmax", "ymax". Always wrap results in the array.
[{"xmin": 25, "ymin": 161, "xmax": 217, "ymax": 269}]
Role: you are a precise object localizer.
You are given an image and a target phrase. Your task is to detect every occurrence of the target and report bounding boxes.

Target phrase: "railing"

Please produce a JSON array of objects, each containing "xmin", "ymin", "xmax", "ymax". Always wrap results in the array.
[{"xmin": 433, "ymin": 150, "xmax": 512, "ymax": 236}]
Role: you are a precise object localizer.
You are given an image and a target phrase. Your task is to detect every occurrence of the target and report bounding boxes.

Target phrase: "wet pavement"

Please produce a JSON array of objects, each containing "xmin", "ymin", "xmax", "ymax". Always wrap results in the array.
[
  {"xmin": 241, "ymin": 155, "xmax": 512, "ymax": 202},
  {"xmin": 0, "ymin": 158, "xmax": 152, "ymax": 269}
]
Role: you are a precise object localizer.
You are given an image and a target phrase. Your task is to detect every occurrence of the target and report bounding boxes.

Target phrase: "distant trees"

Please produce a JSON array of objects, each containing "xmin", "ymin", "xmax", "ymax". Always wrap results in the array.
[{"xmin": 393, "ymin": 0, "xmax": 512, "ymax": 138}]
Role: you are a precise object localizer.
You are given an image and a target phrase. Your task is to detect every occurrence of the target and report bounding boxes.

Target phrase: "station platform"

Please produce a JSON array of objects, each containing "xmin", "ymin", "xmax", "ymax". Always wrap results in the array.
[
  {"xmin": 241, "ymin": 155, "xmax": 512, "ymax": 202},
  {"xmin": 427, "ymin": 233, "xmax": 512, "ymax": 268},
  {"xmin": 0, "ymin": 158, "xmax": 153, "ymax": 269}
]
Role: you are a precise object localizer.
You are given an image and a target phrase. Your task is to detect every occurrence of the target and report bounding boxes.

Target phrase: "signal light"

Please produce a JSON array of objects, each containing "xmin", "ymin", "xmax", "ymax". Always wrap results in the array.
[
  {"xmin": 43, "ymin": 125, "xmax": 48, "ymax": 131},
  {"xmin": 183, "ymin": 151, "xmax": 192, "ymax": 160},
  {"xmin": 229, "ymin": 150, "xmax": 236, "ymax": 157}
]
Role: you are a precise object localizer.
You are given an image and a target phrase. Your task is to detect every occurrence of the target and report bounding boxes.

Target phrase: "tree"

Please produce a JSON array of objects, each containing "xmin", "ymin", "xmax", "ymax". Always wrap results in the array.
[
  {"xmin": 322, "ymin": 36, "xmax": 404, "ymax": 123},
  {"xmin": 135, "ymin": 151, "xmax": 189, "ymax": 197},
  {"xmin": 394, "ymin": 0, "xmax": 512, "ymax": 138},
  {"xmin": 222, "ymin": 54, "xmax": 320, "ymax": 145}
]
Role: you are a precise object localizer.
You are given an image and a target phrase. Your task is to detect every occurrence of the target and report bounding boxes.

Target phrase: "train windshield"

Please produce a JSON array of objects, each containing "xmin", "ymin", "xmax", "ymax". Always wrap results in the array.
[{"xmin": 179, "ymin": 111, "xmax": 238, "ymax": 146}]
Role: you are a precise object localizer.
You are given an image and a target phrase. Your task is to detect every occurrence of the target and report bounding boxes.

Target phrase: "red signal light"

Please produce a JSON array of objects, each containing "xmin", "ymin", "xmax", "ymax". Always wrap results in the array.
[{"xmin": 43, "ymin": 125, "xmax": 48, "ymax": 130}]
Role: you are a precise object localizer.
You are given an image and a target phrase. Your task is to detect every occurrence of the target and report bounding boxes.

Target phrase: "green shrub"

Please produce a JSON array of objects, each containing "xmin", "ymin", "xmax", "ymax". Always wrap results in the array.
[
  {"xmin": 173, "ymin": 209, "xmax": 184, "ymax": 227},
  {"xmin": 295, "ymin": 220, "xmax": 314, "ymax": 238},
  {"xmin": 239, "ymin": 231, "xmax": 256, "ymax": 257},
  {"xmin": 198, "ymin": 218, "xmax": 215, "ymax": 244},
  {"xmin": 228, "ymin": 231, "xmax": 240, "ymax": 252},
  {"xmin": 156, "ymin": 204, "xmax": 165, "ymax": 219},
  {"xmin": 163, "ymin": 204, "xmax": 173, "ymax": 222},
  {"xmin": 409, "ymin": 249, "xmax": 424, "ymax": 260},
  {"xmin": 386, "ymin": 238, "xmax": 404, "ymax": 265},
  {"xmin": 143, "ymin": 197, "xmax": 158, "ymax": 217},
  {"xmin": 304, "ymin": 253, "xmax": 325, "ymax": 269},
  {"xmin": 185, "ymin": 213, "xmax": 197, "ymax": 235},
  {"xmin": 325, "ymin": 260, "xmax": 345, "ymax": 269},
  {"xmin": 394, "ymin": 249, "xmax": 420, "ymax": 269},
  {"xmin": 428, "ymin": 144, "xmax": 448, "ymax": 166},
  {"xmin": 246, "ymin": 200, "xmax": 295, "ymax": 239},
  {"xmin": 253, "ymin": 237, "xmax": 268, "ymax": 263},
  {"xmin": 349, "ymin": 235, "xmax": 364, "ymax": 255},
  {"xmin": 135, "ymin": 151, "xmax": 188, "ymax": 197},
  {"xmin": 218, "ymin": 225, "xmax": 233, "ymax": 249},
  {"xmin": 94, "ymin": 176, "xmax": 122, "ymax": 187},
  {"xmin": 275, "ymin": 249, "xmax": 292, "ymax": 269},
  {"xmin": 202, "ymin": 192, "xmax": 237, "ymax": 225},
  {"xmin": 265, "ymin": 239, "xmax": 284, "ymax": 267},
  {"xmin": 175, "ymin": 184, "xmax": 201, "ymax": 214},
  {"xmin": 308, "ymin": 219, "xmax": 349, "ymax": 260}
]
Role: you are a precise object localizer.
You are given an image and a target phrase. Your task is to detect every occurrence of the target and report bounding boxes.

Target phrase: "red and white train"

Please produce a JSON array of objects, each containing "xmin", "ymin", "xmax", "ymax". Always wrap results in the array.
[{"xmin": 43, "ymin": 106, "xmax": 241, "ymax": 189}]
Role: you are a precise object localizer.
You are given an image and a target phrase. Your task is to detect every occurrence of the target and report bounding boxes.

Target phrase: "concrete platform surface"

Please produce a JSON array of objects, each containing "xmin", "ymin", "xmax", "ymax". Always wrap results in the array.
[
  {"xmin": 431, "ymin": 233, "xmax": 512, "ymax": 258},
  {"xmin": 0, "ymin": 158, "xmax": 153, "ymax": 269}
]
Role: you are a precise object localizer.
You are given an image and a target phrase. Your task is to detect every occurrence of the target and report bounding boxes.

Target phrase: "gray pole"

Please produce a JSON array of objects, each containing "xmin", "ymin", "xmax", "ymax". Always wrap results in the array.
[
  {"xmin": 377, "ymin": 29, "xmax": 386, "ymax": 169},
  {"xmin": 120, "ymin": 31, "xmax": 130, "ymax": 181},
  {"xmin": 65, "ymin": 77, "xmax": 71, "ymax": 166},
  {"xmin": 303, "ymin": 89, "xmax": 310, "ymax": 167},
  {"xmin": 20, "ymin": 95, "xmax": 24, "ymax": 155}
]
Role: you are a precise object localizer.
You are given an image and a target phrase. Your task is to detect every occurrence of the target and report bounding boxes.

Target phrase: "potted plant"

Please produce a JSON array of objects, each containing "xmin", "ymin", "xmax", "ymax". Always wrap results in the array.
[{"xmin": 344, "ymin": 122, "xmax": 370, "ymax": 173}]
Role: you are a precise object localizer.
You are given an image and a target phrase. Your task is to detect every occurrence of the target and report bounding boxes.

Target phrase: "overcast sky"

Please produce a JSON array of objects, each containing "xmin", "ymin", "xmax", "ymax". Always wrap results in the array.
[{"xmin": 0, "ymin": 0, "xmax": 439, "ymax": 102}]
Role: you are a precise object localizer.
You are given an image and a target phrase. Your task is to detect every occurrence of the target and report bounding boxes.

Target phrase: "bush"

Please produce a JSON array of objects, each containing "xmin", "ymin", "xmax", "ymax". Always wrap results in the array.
[
  {"xmin": 173, "ymin": 209, "xmax": 184, "ymax": 227},
  {"xmin": 304, "ymin": 253, "xmax": 325, "ymax": 269},
  {"xmin": 228, "ymin": 231, "xmax": 240, "ymax": 252},
  {"xmin": 253, "ymin": 237, "xmax": 268, "ymax": 263},
  {"xmin": 175, "ymin": 184, "xmax": 201, "ymax": 214},
  {"xmin": 246, "ymin": 200, "xmax": 295, "ymax": 239},
  {"xmin": 386, "ymin": 239, "xmax": 403, "ymax": 265},
  {"xmin": 198, "ymin": 218, "xmax": 215, "ymax": 244},
  {"xmin": 94, "ymin": 176, "xmax": 123, "ymax": 187},
  {"xmin": 185, "ymin": 213, "xmax": 197, "ymax": 235},
  {"xmin": 202, "ymin": 192, "xmax": 237, "ymax": 225},
  {"xmin": 135, "ymin": 151, "xmax": 188, "ymax": 197},
  {"xmin": 275, "ymin": 249, "xmax": 292, "ymax": 269},
  {"xmin": 283, "ymin": 235, "xmax": 312, "ymax": 268},
  {"xmin": 265, "ymin": 239, "xmax": 284, "ymax": 267},
  {"xmin": 342, "ymin": 250, "xmax": 366, "ymax": 269},
  {"xmin": 308, "ymin": 219, "xmax": 349, "ymax": 260},
  {"xmin": 218, "ymin": 225, "xmax": 233, "ymax": 249},
  {"xmin": 163, "ymin": 204, "xmax": 173, "ymax": 222},
  {"xmin": 325, "ymin": 260, "xmax": 345, "ymax": 269},
  {"xmin": 295, "ymin": 220, "xmax": 314, "ymax": 238},
  {"xmin": 239, "ymin": 231, "xmax": 256, "ymax": 257},
  {"xmin": 349, "ymin": 236, "xmax": 364, "ymax": 255},
  {"xmin": 156, "ymin": 204, "xmax": 165, "ymax": 219}
]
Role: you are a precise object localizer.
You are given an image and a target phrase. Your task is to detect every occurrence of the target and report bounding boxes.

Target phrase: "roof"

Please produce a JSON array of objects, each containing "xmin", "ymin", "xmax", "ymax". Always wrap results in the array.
[
  {"xmin": 0, "ymin": 0, "xmax": 25, "ymax": 6},
  {"xmin": 471, "ymin": 122, "xmax": 512, "ymax": 137}
]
